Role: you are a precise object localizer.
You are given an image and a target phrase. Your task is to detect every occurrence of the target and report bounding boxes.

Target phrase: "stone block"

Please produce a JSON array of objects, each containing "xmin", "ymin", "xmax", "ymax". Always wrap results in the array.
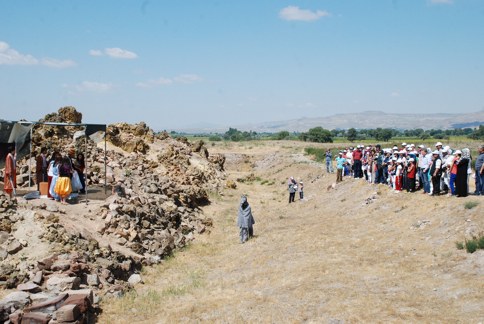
[
  {"xmin": 20, "ymin": 311, "xmax": 51, "ymax": 324},
  {"xmin": 64, "ymin": 289, "xmax": 94, "ymax": 304},
  {"xmin": 17, "ymin": 282, "xmax": 41, "ymax": 293},
  {"xmin": 24, "ymin": 294, "xmax": 67, "ymax": 314},
  {"xmin": 0, "ymin": 291, "xmax": 31, "ymax": 310},
  {"xmin": 61, "ymin": 294, "xmax": 91, "ymax": 314},
  {"xmin": 7, "ymin": 240, "xmax": 23, "ymax": 254},
  {"xmin": 9, "ymin": 309, "xmax": 23, "ymax": 324},
  {"xmin": 33, "ymin": 271, "xmax": 43, "ymax": 285},
  {"xmin": 46, "ymin": 276, "xmax": 80, "ymax": 292},
  {"xmin": 54, "ymin": 304, "xmax": 80, "ymax": 322},
  {"xmin": 85, "ymin": 274, "xmax": 99, "ymax": 287}
]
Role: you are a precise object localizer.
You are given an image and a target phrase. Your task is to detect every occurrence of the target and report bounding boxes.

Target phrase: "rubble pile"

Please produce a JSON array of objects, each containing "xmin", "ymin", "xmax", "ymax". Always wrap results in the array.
[
  {"xmin": 1, "ymin": 107, "xmax": 226, "ymax": 322},
  {"xmin": 106, "ymin": 122, "xmax": 154, "ymax": 154}
]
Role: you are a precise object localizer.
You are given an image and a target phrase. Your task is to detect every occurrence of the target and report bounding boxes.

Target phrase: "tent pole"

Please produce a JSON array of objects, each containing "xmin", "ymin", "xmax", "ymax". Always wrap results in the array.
[
  {"xmin": 29, "ymin": 127, "xmax": 32, "ymax": 190},
  {"xmin": 104, "ymin": 133, "xmax": 107, "ymax": 196},
  {"xmin": 85, "ymin": 126, "xmax": 88, "ymax": 205}
]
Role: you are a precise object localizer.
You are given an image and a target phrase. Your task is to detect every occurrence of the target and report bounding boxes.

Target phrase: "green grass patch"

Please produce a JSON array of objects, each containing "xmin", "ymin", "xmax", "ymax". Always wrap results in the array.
[
  {"xmin": 456, "ymin": 234, "xmax": 484, "ymax": 253},
  {"xmin": 464, "ymin": 201, "xmax": 479, "ymax": 210}
]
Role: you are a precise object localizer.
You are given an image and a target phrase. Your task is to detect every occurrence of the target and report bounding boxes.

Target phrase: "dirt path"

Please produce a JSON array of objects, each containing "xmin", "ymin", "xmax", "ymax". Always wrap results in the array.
[{"xmin": 100, "ymin": 141, "xmax": 483, "ymax": 323}]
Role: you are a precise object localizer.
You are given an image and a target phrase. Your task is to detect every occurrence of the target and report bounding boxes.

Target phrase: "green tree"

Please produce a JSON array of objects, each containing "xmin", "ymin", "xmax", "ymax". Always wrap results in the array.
[
  {"xmin": 346, "ymin": 128, "xmax": 357, "ymax": 142},
  {"xmin": 275, "ymin": 130, "xmax": 290, "ymax": 140},
  {"xmin": 469, "ymin": 125, "xmax": 484, "ymax": 140},
  {"xmin": 300, "ymin": 127, "xmax": 333, "ymax": 143}
]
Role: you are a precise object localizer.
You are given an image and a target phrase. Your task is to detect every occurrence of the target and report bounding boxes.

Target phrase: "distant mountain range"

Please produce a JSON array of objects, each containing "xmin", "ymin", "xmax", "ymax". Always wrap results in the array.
[{"xmin": 177, "ymin": 110, "xmax": 484, "ymax": 134}]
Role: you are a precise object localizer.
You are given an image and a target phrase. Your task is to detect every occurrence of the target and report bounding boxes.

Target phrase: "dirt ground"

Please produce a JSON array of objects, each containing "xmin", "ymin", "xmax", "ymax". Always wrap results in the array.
[{"xmin": 71, "ymin": 141, "xmax": 483, "ymax": 322}]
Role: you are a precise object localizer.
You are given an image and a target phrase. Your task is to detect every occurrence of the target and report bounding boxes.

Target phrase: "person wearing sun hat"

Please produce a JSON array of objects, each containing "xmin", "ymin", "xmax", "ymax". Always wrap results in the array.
[{"xmin": 430, "ymin": 150, "xmax": 442, "ymax": 196}]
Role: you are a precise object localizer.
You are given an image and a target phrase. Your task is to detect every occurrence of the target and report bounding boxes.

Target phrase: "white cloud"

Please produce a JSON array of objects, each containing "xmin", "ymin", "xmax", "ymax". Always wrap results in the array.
[
  {"xmin": 0, "ymin": 41, "xmax": 38, "ymax": 65},
  {"xmin": 429, "ymin": 0, "xmax": 453, "ymax": 4},
  {"xmin": 0, "ymin": 41, "xmax": 75, "ymax": 68},
  {"xmin": 75, "ymin": 81, "xmax": 113, "ymax": 93},
  {"xmin": 89, "ymin": 49, "xmax": 103, "ymax": 56},
  {"xmin": 173, "ymin": 74, "xmax": 203, "ymax": 84},
  {"xmin": 41, "ymin": 58, "xmax": 76, "ymax": 68},
  {"xmin": 136, "ymin": 74, "xmax": 202, "ymax": 88},
  {"xmin": 90, "ymin": 47, "xmax": 138, "ymax": 59},
  {"xmin": 390, "ymin": 91, "xmax": 400, "ymax": 97},
  {"xmin": 279, "ymin": 6, "xmax": 330, "ymax": 21}
]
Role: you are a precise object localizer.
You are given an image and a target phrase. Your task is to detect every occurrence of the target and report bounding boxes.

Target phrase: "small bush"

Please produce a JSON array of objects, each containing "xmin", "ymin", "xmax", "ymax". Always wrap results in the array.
[
  {"xmin": 465, "ymin": 240, "xmax": 478, "ymax": 253},
  {"xmin": 478, "ymin": 236, "xmax": 484, "ymax": 249},
  {"xmin": 455, "ymin": 242, "xmax": 464, "ymax": 250},
  {"xmin": 464, "ymin": 201, "xmax": 479, "ymax": 209}
]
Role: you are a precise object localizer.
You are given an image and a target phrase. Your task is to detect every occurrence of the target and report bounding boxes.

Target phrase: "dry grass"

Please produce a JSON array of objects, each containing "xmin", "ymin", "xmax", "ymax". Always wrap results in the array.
[{"xmin": 99, "ymin": 140, "xmax": 484, "ymax": 323}]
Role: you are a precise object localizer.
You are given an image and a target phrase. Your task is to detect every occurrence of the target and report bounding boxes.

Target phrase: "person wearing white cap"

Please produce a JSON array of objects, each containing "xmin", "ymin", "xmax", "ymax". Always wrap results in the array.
[
  {"xmin": 395, "ymin": 159, "xmax": 403, "ymax": 191},
  {"xmin": 447, "ymin": 150, "xmax": 460, "ymax": 196},
  {"xmin": 406, "ymin": 158, "xmax": 417, "ymax": 192},
  {"xmin": 440, "ymin": 148, "xmax": 451, "ymax": 194},
  {"xmin": 418, "ymin": 148, "xmax": 431, "ymax": 193},
  {"xmin": 335, "ymin": 152, "xmax": 346, "ymax": 183},
  {"xmin": 430, "ymin": 150, "xmax": 442, "ymax": 196}
]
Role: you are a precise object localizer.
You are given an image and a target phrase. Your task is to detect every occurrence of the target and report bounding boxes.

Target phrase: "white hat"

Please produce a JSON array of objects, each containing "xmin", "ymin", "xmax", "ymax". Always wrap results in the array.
[
  {"xmin": 418, "ymin": 144, "xmax": 425, "ymax": 148},
  {"xmin": 393, "ymin": 146, "xmax": 398, "ymax": 150},
  {"xmin": 432, "ymin": 150, "xmax": 440, "ymax": 155},
  {"xmin": 410, "ymin": 144, "xmax": 415, "ymax": 147},
  {"xmin": 454, "ymin": 150, "xmax": 462, "ymax": 155},
  {"xmin": 408, "ymin": 158, "xmax": 415, "ymax": 162},
  {"xmin": 392, "ymin": 157, "xmax": 397, "ymax": 161},
  {"xmin": 442, "ymin": 148, "xmax": 448, "ymax": 153},
  {"xmin": 402, "ymin": 142, "xmax": 407, "ymax": 146},
  {"xmin": 338, "ymin": 152, "xmax": 343, "ymax": 155},
  {"xmin": 396, "ymin": 158, "xmax": 402, "ymax": 163},
  {"xmin": 435, "ymin": 142, "xmax": 443, "ymax": 146},
  {"xmin": 399, "ymin": 150, "xmax": 406, "ymax": 154}
]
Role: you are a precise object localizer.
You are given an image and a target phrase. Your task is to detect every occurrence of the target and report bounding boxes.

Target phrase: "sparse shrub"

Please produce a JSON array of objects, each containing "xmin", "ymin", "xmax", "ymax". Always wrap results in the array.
[
  {"xmin": 478, "ymin": 236, "xmax": 484, "ymax": 249},
  {"xmin": 465, "ymin": 240, "xmax": 478, "ymax": 253},
  {"xmin": 455, "ymin": 242, "xmax": 464, "ymax": 250},
  {"xmin": 208, "ymin": 135, "xmax": 222, "ymax": 142},
  {"xmin": 464, "ymin": 201, "xmax": 479, "ymax": 209}
]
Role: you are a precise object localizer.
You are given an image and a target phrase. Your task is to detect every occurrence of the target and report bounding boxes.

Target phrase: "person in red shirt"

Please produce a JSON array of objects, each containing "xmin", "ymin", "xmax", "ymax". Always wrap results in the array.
[
  {"xmin": 353, "ymin": 146, "xmax": 363, "ymax": 178},
  {"xmin": 406, "ymin": 158, "xmax": 417, "ymax": 192}
]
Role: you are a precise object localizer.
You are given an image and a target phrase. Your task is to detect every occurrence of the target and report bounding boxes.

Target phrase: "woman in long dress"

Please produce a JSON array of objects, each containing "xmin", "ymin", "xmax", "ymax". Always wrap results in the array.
[
  {"xmin": 4, "ymin": 145, "xmax": 16, "ymax": 198},
  {"xmin": 455, "ymin": 149, "xmax": 469, "ymax": 197},
  {"xmin": 48, "ymin": 151, "xmax": 62, "ymax": 201},
  {"xmin": 54, "ymin": 156, "xmax": 73, "ymax": 204}
]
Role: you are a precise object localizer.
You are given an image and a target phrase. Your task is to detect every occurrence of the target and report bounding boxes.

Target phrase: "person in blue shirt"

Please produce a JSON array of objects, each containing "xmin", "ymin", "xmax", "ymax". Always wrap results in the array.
[{"xmin": 335, "ymin": 152, "xmax": 346, "ymax": 183}]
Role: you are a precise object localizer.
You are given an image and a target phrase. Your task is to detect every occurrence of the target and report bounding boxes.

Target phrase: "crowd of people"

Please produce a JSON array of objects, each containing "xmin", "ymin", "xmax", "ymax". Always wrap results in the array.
[
  {"xmin": 3, "ymin": 145, "xmax": 86, "ymax": 204},
  {"xmin": 333, "ymin": 142, "xmax": 484, "ymax": 197}
]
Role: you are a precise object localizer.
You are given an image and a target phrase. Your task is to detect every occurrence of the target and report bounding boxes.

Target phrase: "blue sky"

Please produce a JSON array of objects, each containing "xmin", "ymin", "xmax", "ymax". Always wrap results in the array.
[{"xmin": 1, "ymin": 0, "xmax": 483, "ymax": 130}]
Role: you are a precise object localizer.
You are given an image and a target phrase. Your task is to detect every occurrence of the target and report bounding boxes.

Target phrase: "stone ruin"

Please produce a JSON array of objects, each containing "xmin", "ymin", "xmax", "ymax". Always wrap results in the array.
[{"xmin": 0, "ymin": 107, "xmax": 226, "ymax": 323}]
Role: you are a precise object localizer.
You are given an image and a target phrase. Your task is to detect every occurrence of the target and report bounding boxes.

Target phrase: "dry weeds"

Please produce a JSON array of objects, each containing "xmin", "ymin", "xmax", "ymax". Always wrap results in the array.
[{"xmin": 100, "ymin": 140, "xmax": 484, "ymax": 323}]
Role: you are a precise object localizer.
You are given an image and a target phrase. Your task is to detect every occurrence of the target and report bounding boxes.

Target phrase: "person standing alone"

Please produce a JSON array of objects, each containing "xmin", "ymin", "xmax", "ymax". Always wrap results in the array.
[
  {"xmin": 237, "ymin": 195, "xmax": 255, "ymax": 243},
  {"xmin": 4, "ymin": 145, "xmax": 16, "ymax": 198}
]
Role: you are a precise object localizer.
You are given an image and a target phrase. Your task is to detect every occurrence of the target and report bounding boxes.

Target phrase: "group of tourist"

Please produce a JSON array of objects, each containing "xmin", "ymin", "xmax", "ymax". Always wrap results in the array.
[
  {"xmin": 3, "ymin": 145, "xmax": 86, "ymax": 204},
  {"xmin": 333, "ymin": 142, "xmax": 484, "ymax": 197},
  {"xmin": 287, "ymin": 176, "xmax": 304, "ymax": 203}
]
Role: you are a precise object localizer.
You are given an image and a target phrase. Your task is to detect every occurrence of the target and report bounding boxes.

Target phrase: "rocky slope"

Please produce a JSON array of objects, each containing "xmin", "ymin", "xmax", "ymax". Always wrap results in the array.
[{"xmin": 0, "ymin": 107, "xmax": 225, "ymax": 323}]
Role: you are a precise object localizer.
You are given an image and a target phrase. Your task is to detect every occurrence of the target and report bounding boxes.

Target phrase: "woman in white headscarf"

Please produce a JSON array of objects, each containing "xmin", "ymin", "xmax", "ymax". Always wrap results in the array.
[{"xmin": 455, "ymin": 148, "xmax": 470, "ymax": 197}]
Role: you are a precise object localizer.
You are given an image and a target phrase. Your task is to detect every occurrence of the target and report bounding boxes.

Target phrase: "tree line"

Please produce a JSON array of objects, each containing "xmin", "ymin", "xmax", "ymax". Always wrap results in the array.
[{"xmin": 171, "ymin": 124, "xmax": 484, "ymax": 143}]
